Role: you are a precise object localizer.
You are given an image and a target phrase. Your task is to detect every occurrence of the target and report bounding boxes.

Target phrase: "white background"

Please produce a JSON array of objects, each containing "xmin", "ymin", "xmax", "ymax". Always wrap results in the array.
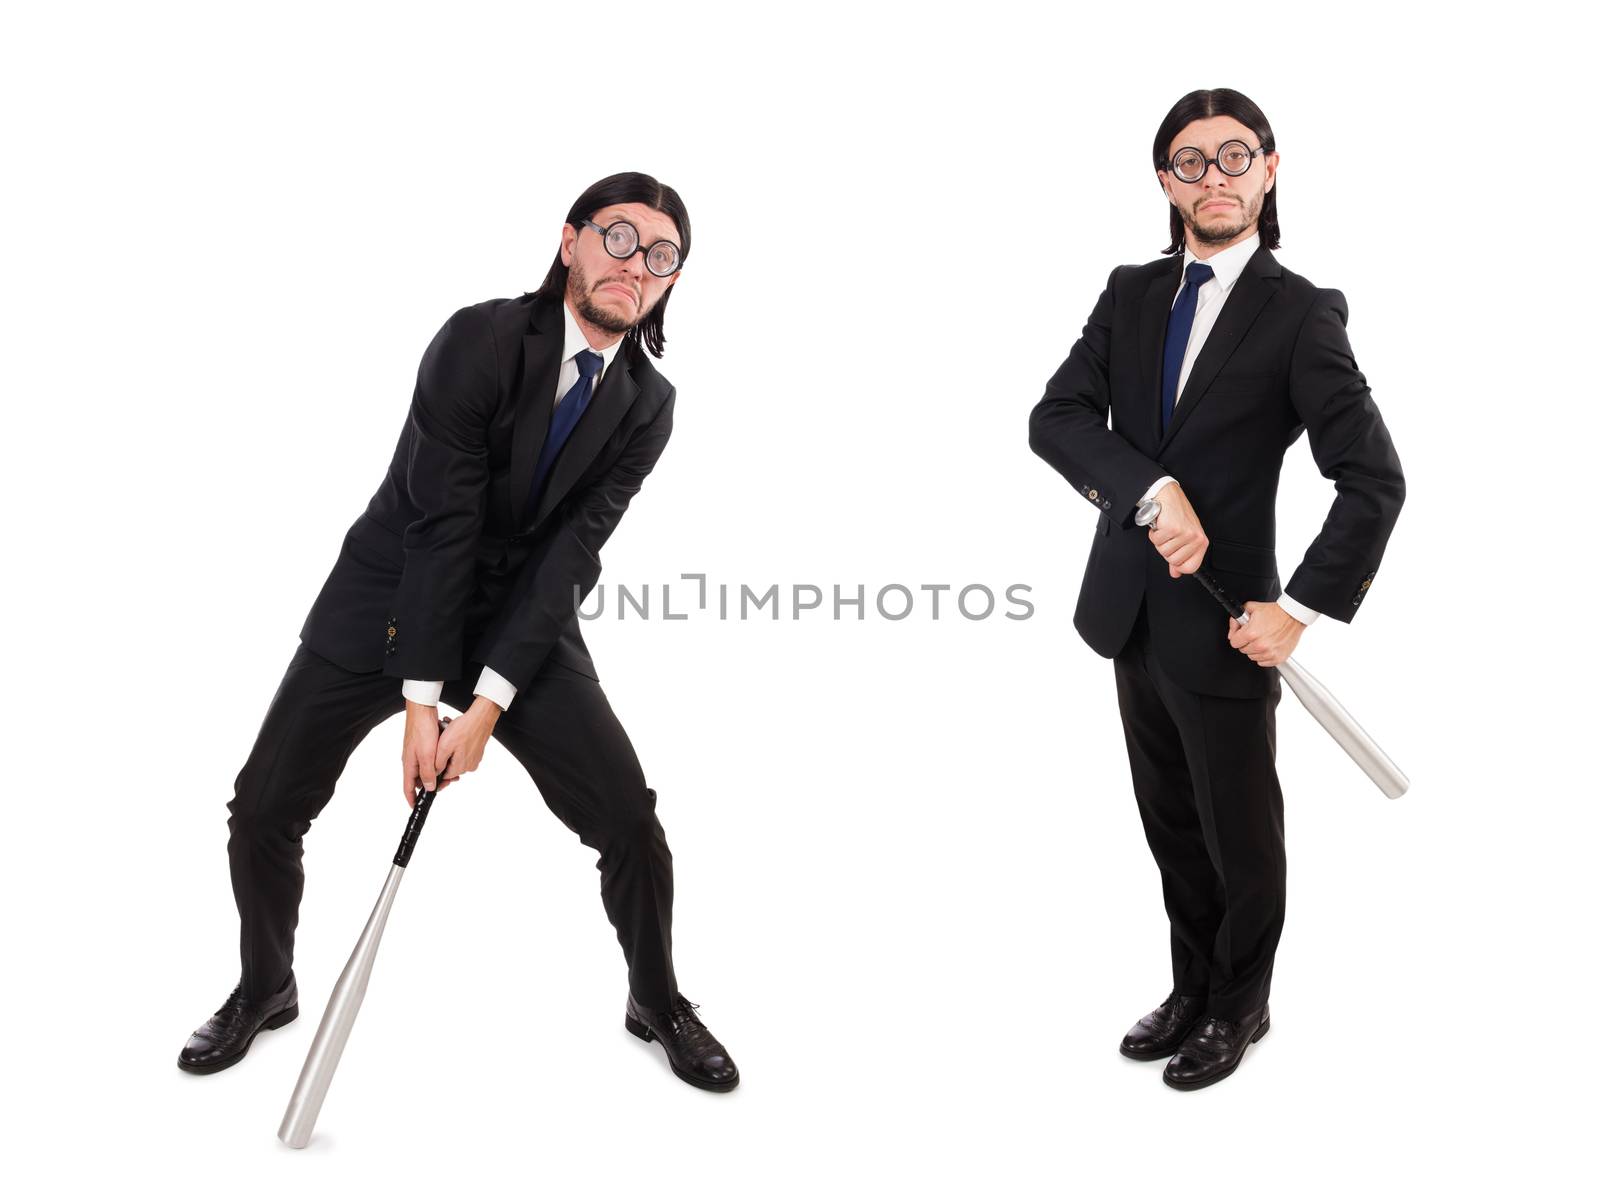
[{"xmin": 4, "ymin": 2, "xmax": 1595, "ymax": 1190}]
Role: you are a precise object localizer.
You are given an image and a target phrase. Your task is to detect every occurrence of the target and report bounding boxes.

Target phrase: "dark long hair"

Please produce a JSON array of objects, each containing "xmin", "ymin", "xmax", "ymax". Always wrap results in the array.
[
  {"xmin": 1152, "ymin": 89, "xmax": 1279, "ymax": 255},
  {"xmin": 527, "ymin": 172, "xmax": 690, "ymax": 358}
]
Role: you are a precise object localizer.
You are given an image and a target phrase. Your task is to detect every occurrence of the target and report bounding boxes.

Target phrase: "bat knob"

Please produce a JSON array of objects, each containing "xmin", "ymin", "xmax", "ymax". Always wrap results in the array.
[{"xmin": 1135, "ymin": 499, "xmax": 1161, "ymax": 529}]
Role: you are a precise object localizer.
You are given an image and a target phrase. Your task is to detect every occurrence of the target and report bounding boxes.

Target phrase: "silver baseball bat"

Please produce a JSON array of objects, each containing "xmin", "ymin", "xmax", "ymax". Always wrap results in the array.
[
  {"xmin": 1135, "ymin": 499, "xmax": 1409, "ymax": 799},
  {"xmin": 278, "ymin": 757, "xmax": 444, "ymax": 1149}
]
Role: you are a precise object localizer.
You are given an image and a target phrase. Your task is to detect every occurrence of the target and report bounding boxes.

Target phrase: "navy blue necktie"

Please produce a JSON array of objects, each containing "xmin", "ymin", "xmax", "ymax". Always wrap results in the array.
[
  {"xmin": 527, "ymin": 349, "xmax": 603, "ymax": 513},
  {"xmin": 1160, "ymin": 261, "xmax": 1214, "ymax": 435}
]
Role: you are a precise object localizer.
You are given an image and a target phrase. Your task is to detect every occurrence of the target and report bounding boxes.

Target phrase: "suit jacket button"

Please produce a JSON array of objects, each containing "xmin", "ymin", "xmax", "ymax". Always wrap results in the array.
[{"xmin": 1088, "ymin": 489, "xmax": 1098, "ymax": 500}]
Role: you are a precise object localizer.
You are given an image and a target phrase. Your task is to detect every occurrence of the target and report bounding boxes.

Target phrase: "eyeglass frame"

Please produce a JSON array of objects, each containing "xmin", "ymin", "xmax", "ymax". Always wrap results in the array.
[
  {"xmin": 1160, "ymin": 140, "xmax": 1268, "ymax": 184},
  {"xmin": 577, "ymin": 218, "xmax": 683, "ymax": 277}
]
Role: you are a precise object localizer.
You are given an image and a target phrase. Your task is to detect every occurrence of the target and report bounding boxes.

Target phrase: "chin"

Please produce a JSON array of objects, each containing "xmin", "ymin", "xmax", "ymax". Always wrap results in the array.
[
  {"xmin": 1195, "ymin": 216, "xmax": 1247, "ymax": 243},
  {"xmin": 579, "ymin": 297, "xmax": 636, "ymax": 335},
  {"xmin": 598, "ymin": 295, "xmax": 639, "ymax": 321}
]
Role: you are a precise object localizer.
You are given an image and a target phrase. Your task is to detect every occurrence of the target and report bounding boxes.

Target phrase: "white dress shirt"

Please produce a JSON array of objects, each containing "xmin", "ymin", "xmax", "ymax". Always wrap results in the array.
[
  {"xmin": 1137, "ymin": 232, "xmax": 1321, "ymax": 627},
  {"xmin": 402, "ymin": 301, "xmax": 624, "ymax": 710}
]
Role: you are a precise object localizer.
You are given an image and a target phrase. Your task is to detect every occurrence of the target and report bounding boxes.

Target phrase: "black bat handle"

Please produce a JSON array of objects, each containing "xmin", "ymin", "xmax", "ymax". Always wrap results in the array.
[
  {"xmin": 394, "ymin": 717, "xmax": 448, "ymax": 868},
  {"xmin": 394, "ymin": 788, "xmax": 436, "ymax": 867},
  {"xmin": 1134, "ymin": 498, "xmax": 1250, "ymax": 622},
  {"xmin": 1192, "ymin": 566, "xmax": 1248, "ymax": 621}
]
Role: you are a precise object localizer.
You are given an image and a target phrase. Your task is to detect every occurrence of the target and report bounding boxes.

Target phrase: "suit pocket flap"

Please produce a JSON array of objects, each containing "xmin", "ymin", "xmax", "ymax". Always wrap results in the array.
[{"xmin": 1207, "ymin": 539, "xmax": 1277, "ymax": 577}]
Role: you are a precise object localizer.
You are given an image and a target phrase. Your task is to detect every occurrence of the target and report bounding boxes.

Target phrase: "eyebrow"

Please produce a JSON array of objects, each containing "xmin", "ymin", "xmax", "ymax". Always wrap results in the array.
[
  {"xmin": 1172, "ymin": 139, "xmax": 1252, "ymax": 155},
  {"xmin": 599, "ymin": 212, "xmax": 681, "ymax": 245}
]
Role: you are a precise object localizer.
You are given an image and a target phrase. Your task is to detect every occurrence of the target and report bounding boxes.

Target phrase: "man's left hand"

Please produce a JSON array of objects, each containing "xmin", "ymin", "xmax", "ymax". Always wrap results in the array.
[
  {"xmin": 1227, "ymin": 601, "xmax": 1305, "ymax": 668},
  {"xmin": 434, "ymin": 696, "xmax": 504, "ymax": 785}
]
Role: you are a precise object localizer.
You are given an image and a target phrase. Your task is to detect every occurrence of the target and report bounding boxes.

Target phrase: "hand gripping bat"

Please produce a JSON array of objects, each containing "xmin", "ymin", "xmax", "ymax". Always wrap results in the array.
[
  {"xmin": 1135, "ymin": 499, "xmax": 1409, "ymax": 799},
  {"xmin": 278, "ymin": 731, "xmax": 447, "ymax": 1149}
]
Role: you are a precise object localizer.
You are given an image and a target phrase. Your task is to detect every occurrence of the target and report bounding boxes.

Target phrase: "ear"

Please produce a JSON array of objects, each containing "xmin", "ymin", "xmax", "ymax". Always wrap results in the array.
[
  {"xmin": 1156, "ymin": 169, "xmax": 1176, "ymax": 206},
  {"xmin": 1263, "ymin": 151, "xmax": 1280, "ymax": 194},
  {"xmin": 559, "ymin": 222, "xmax": 578, "ymax": 267}
]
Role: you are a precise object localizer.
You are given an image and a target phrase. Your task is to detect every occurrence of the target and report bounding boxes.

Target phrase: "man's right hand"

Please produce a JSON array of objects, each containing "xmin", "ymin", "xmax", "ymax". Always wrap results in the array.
[
  {"xmin": 1148, "ymin": 480, "xmax": 1209, "ymax": 579},
  {"xmin": 402, "ymin": 702, "xmax": 456, "ymax": 807}
]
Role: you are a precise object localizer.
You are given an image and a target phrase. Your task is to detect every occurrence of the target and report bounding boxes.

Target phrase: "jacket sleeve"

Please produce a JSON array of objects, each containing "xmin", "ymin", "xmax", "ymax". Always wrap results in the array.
[
  {"xmin": 1029, "ymin": 266, "xmax": 1169, "ymax": 527},
  {"xmin": 381, "ymin": 305, "xmax": 498, "ymax": 680},
  {"xmin": 471, "ymin": 386, "xmax": 675, "ymax": 691},
  {"xmin": 1282, "ymin": 289, "xmax": 1406, "ymax": 623}
]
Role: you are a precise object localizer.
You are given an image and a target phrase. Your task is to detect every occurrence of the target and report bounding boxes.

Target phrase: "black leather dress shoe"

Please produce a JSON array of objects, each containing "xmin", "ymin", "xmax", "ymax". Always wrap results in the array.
[
  {"xmin": 625, "ymin": 993, "xmax": 739, "ymax": 1092},
  {"xmin": 177, "ymin": 973, "xmax": 299, "ymax": 1075},
  {"xmin": 1120, "ymin": 992, "xmax": 1206, "ymax": 1060},
  {"xmin": 1162, "ymin": 1004, "xmax": 1270, "ymax": 1090}
]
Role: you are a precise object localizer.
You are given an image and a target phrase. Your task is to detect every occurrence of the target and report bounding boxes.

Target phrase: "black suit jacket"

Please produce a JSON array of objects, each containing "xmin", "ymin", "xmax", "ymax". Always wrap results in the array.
[
  {"xmin": 299, "ymin": 293, "xmax": 675, "ymax": 691},
  {"xmin": 1029, "ymin": 245, "xmax": 1405, "ymax": 698}
]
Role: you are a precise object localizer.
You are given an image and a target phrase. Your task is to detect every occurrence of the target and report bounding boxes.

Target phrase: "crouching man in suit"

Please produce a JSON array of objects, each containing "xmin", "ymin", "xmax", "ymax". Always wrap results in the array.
[
  {"xmin": 1028, "ymin": 91, "xmax": 1404, "ymax": 1090},
  {"xmin": 178, "ymin": 172, "xmax": 738, "ymax": 1093}
]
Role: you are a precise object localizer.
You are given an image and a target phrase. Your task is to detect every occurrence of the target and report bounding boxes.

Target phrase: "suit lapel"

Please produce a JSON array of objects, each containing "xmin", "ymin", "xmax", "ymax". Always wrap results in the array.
[
  {"xmin": 528, "ymin": 342, "xmax": 641, "ymax": 529},
  {"xmin": 1137, "ymin": 257, "xmax": 1183, "ymax": 450},
  {"xmin": 1156, "ymin": 245, "xmax": 1280, "ymax": 454},
  {"xmin": 510, "ymin": 299, "xmax": 567, "ymax": 527}
]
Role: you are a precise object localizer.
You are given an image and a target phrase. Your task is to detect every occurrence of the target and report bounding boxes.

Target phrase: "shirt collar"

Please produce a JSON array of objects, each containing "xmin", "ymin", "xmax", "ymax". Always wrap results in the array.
[
  {"xmin": 1183, "ymin": 229, "xmax": 1261, "ymax": 292},
  {"xmin": 560, "ymin": 299, "xmax": 625, "ymax": 380}
]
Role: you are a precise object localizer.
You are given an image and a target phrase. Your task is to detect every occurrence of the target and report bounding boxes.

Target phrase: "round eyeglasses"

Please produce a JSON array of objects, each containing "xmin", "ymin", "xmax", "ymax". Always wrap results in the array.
[
  {"xmin": 580, "ymin": 219, "xmax": 682, "ymax": 277},
  {"xmin": 1164, "ymin": 140, "xmax": 1267, "ymax": 184}
]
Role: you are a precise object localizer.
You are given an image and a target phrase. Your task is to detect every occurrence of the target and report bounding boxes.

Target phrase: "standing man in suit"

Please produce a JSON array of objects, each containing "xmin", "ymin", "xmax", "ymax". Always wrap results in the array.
[
  {"xmin": 1028, "ymin": 90, "xmax": 1404, "ymax": 1090},
  {"xmin": 178, "ymin": 172, "xmax": 739, "ymax": 1093}
]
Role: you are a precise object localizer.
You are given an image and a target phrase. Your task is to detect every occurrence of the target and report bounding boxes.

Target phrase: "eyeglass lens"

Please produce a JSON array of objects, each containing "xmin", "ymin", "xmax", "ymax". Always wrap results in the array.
[
  {"xmin": 598, "ymin": 221, "xmax": 680, "ymax": 276},
  {"xmin": 1170, "ymin": 141, "xmax": 1256, "ymax": 183}
]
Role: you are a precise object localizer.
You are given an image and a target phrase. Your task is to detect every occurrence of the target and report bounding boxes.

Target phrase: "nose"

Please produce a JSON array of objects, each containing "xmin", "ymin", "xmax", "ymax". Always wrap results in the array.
[{"xmin": 618, "ymin": 248, "xmax": 647, "ymax": 278}]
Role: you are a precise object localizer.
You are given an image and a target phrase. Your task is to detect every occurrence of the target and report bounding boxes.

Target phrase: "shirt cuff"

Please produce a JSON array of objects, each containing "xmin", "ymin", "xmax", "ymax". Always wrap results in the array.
[
  {"xmin": 402, "ymin": 679, "xmax": 444, "ymax": 706},
  {"xmin": 1141, "ymin": 475, "xmax": 1177, "ymax": 504},
  {"xmin": 1277, "ymin": 592, "xmax": 1321, "ymax": 627},
  {"xmin": 472, "ymin": 666, "xmax": 517, "ymax": 712}
]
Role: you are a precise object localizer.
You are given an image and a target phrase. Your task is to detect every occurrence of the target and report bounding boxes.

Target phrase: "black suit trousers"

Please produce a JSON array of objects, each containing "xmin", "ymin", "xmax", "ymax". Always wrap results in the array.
[
  {"xmin": 1112, "ymin": 604, "xmax": 1285, "ymax": 1021},
  {"xmin": 225, "ymin": 642, "xmax": 676, "ymax": 1009}
]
